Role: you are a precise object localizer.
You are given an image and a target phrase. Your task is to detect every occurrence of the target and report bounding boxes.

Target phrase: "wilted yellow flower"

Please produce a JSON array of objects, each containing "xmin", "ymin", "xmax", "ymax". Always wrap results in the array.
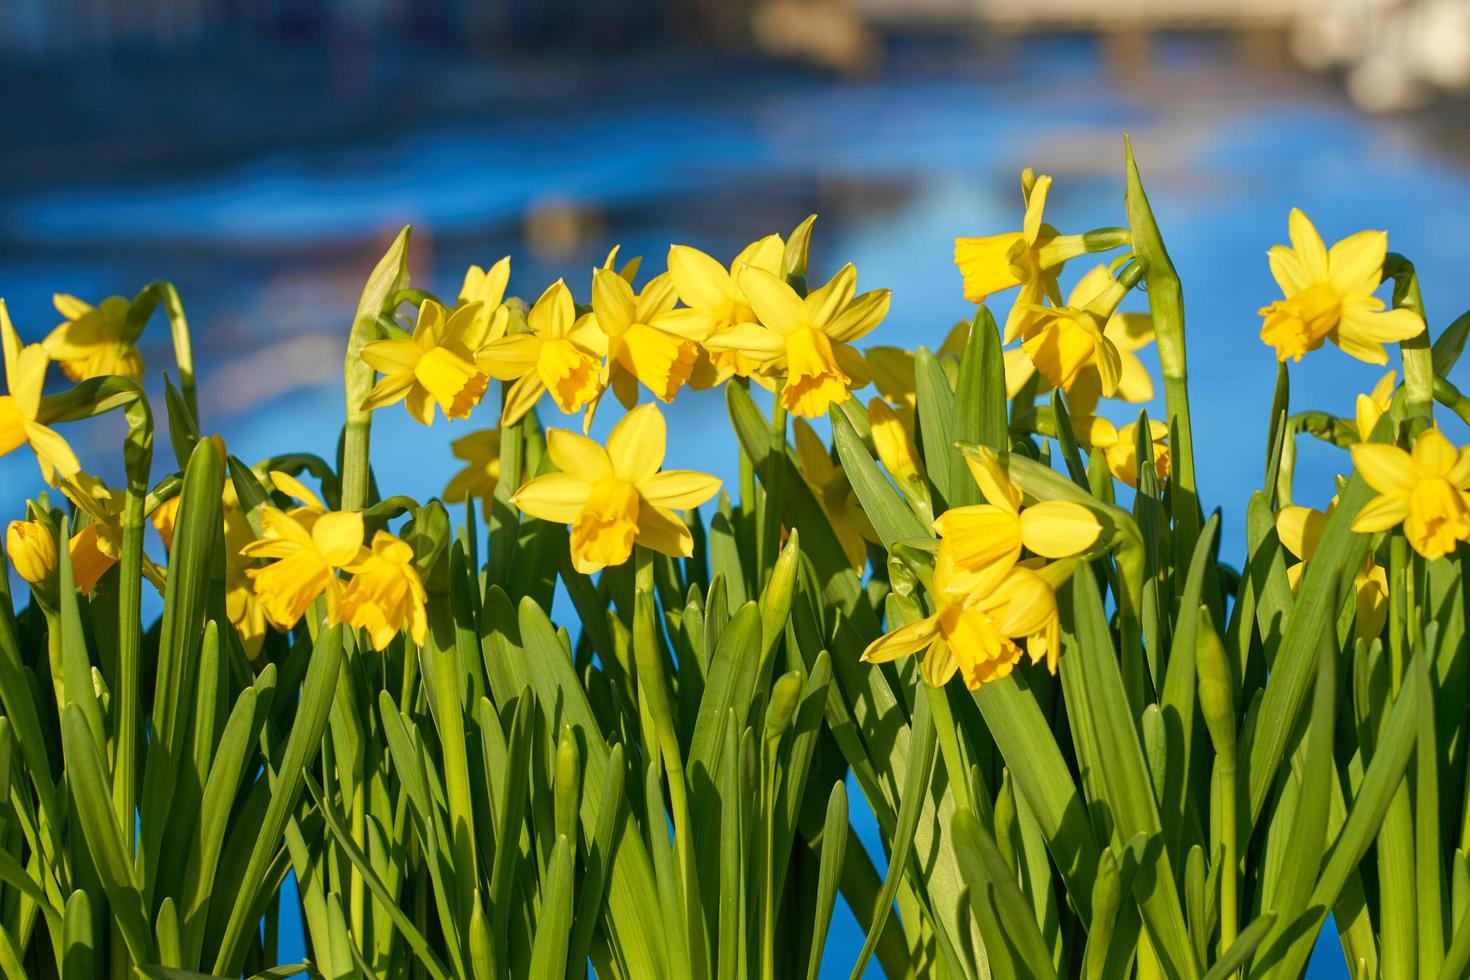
[
  {"xmin": 861, "ymin": 555, "xmax": 1074, "ymax": 689},
  {"xmin": 341, "ymin": 531, "xmax": 428, "ymax": 651},
  {"xmin": 6, "ymin": 520, "xmax": 57, "ymax": 585},
  {"xmin": 583, "ymin": 268, "xmax": 702, "ymax": 407},
  {"xmin": 477, "ymin": 280, "xmax": 603, "ymax": 427},
  {"xmin": 954, "ymin": 170, "xmax": 1089, "ymax": 342},
  {"xmin": 704, "ymin": 264, "xmax": 889, "ymax": 418},
  {"xmin": 667, "ymin": 236, "xmax": 785, "ymax": 385},
  {"xmin": 457, "ymin": 257, "xmax": 513, "ymax": 347},
  {"xmin": 793, "ymin": 418, "xmax": 876, "ymax": 572},
  {"xmin": 241, "ymin": 472, "xmax": 366, "ymax": 630},
  {"xmin": 1259, "ymin": 209, "xmax": 1423, "ymax": 364},
  {"xmin": 1354, "ymin": 370, "xmax": 1397, "ymax": 443},
  {"xmin": 1351, "ymin": 427, "xmax": 1470, "ymax": 560},
  {"xmin": 935, "ymin": 446, "xmax": 1100, "ymax": 594},
  {"xmin": 1277, "ymin": 501, "xmax": 1387, "ymax": 642},
  {"xmin": 1, "ymin": 301, "xmax": 81, "ymax": 484},
  {"xmin": 1073, "ymin": 416, "xmax": 1170, "ymax": 488},
  {"xmin": 43, "ymin": 294, "xmax": 143, "ymax": 382},
  {"xmin": 512, "ymin": 404, "xmax": 720, "ymax": 575},
  {"xmin": 1014, "ymin": 264, "xmax": 1131, "ymax": 398},
  {"xmin": 361, "ymin": 299, "xmax": 490, "ymax": 425},
  {"xmin": 443, "ymin": 428, "xmax": 501, "ymax": 519},
  {"xmin": 867, "ymin": 398, "xmax": 921, "ymax": 486}
]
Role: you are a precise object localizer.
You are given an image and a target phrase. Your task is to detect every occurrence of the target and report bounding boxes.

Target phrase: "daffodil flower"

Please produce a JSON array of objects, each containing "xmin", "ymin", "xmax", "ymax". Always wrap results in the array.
[
  {"xmin": 860, "ymin": 554, "xmax": 1074, "ymax": 689},
  {"xmin": 222, "ymin": 479, "xmax": 268, "ymax": 662},
  {"xmin": 667, "ymin": 236, "xmax": 785, "ymax": 385},
  {"xmin": 341, "ymin": 530, "xmax": 428, "ymax": 651},
  {"xmin": 1354, "ymin": 370, "xmax": 1397, "ymax": 443},
  {"xmin": 1071, "ymin": 416, "xmax": 1170, "ymax": 488},
  {"xmin": 1014, "ymin": 265, "xmax": 1133, "ymax": 398},
  {"xmin": 704, "ymin": 264, "xmax": 889, "ymax": 419},
  {"xmin": 361, "ymin": 299, "xmax": 490, "ymax": 425},
  {"xmin": 790, "ymin": 418, "xmax": 876, "ymax": 571},
  {"xmin": 1277, "ymin": 501, "xmax": 1387, "ymax": 642},
  {"xmin": 934, "ymin": 446, "xmax": 1101, "ymax": 594},
  {"xmin": 6, "ymin": 519, "xmax": 57, "ymax": 585},
  {"xmin": 60, "ymin": 472, "xmax": 166, "ymax": 594},
  {"xmin": 953, "ymin": 170, "xmax": 1090, "ymax": 342},
  {"xmin": 1259, "ymin": 209, "xmax": 1424, "ymax": 364},
  {"xmin": 867, "ymin": 398, "xmax": 928, "ymax": 513},
  {"xmin": 241, "ymin": 472, "xmax": 366, "ymax": 630},
  {"xmin": 443, "ymin": 427, "xmax": 501, "ymax": 519},
  {"xmin": 511, "ymin": 404, "xmax": 720, "ymax": 575},
  {"xmin": 863, "ymin": 346, "xmax": 917, "ymax": 411},
  {"xmin": 457, "ymin": 257, "xmax": 513, "ymax": 349},
  {"xmin": 476, "ymin": 280, "xmax": 604, "ymax": 427},
  {"xmin": 1, "ymin": 301, "xmax": 81, "ymax": 484},
  {"xmin": 43, "ymin": 294, "xmax": 143, "ymax": 382},
  {"xmin": 1350, "ymin": 427, "xmax": 1470, "ymax": 560},
  {"xmin": 581, "ymin": 268, "xmax": 705, "ymax": 408}
]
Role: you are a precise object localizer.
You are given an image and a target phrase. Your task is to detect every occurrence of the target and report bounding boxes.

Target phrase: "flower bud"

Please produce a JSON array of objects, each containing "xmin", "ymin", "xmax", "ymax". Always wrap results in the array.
[
  {"xmin": 1195, "ymin": 604, "xmax": 1237, "ymax": 766},
  {"xmin": 6, "ymin": 520, "xmax": 57, "ymax": 585}
]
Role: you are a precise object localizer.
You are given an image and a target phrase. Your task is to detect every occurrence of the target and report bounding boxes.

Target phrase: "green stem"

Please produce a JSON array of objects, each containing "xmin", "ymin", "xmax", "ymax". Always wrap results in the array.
[
  {"xmin": 1383, "ymin": 254, "xmax": 1433, "ymax": 421},
  {"xmin": 759, "ymin": 381, "xmax": 787, "ymax": 588},
  {"xmin": 1217, "ymin": 757, "xmax": 1238, "ymax": 967}
]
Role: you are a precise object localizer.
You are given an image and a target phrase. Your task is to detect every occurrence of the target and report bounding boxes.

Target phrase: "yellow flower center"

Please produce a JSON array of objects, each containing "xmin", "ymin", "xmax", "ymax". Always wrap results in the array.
[
  {"xmin": 414, "ymin": 347, "xmax": 488, "ymax": 419},
  {"xmin": 1258, "ymin": 282, "xmax": 1340, "ymax": 362},
  {"xmin": 783, "ymin": 327, "xmax": 850, "ymax": 418},
  {"xmin": 537, "ymin": 338, "xmax": 601, "ymax": 413},
  {"xmin": 571, "ymin": 477, "xmax": 640, "ymax": 572},
  {"xmin": 937, "ymin": 601, "xmax": 1021, "ymax": 689},
  {"xmin": 1405, "ymin": 477, "xmax": 1470, "ymax": 560}
]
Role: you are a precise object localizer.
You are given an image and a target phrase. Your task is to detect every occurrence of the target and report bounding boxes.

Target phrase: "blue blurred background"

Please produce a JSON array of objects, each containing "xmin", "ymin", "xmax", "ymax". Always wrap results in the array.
[{"xmin": 4, "ymin": 1, "xmax": 1470, "ymax": 975}]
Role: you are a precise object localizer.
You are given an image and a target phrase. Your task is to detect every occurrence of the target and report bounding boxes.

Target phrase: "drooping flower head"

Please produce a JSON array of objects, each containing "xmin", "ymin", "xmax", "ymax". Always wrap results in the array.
[
  {"xmin": 44, "ymin": 294, "xmax": 144, "ymax": 382},
  {"xmin": 666, "ymin": 236, "xmax": 785, "ymax": 385},
  {"xmin": 1277, "ymin": 498, "xmax": 1387, "ymax": 642},
  {"xmin": 361, "ymin": 299, "xmax": 490, "ymax": 425},
  {"xmin": 443, "ymin": 427, "xmax": 502, "ymax": 519},
  {"xmin": 1013, "ymin": 264, "xmax": 1133, "ymax": 399},
  {"xmin": 1350, "ymin": 427, "xmax": 1470, "ymax": 560},
  {"xmin": 704, "ymin": 264, "xmax": 889, "ymax": 418},
  {"xmin": 953, "ymin": 170, "xmax": 1091, "ymax": 343},
  {"xmin": 341, "ymin": 530, "xmax": 428, "ymax": 651},
  {"xmin": 1259, "ymin": 209, "xmax": 1424, "ymax": 364},
  {"xmin": 1354, "ymin": 370, "xmax": 1397, "ymax": 443},
  {"xmin": 477, "ymin": 280, "xmax": 603, "ymax": 427},
  {"xmin": 1072, "ymin": 416, "xmax": 1170, "ymax": 489},
  {"xmin": 512, "ymin": 404, "xmax": 721, "ymax": 574},
  {"xmin": 1, "ymin": 301, "xmax": 81, "ymax": 484}
]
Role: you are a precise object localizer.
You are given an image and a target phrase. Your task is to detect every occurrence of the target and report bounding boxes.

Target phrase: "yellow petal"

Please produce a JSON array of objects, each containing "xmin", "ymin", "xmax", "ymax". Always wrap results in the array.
[
  {"xmin": 528, "ymin": 280, "xmax": 576, "ymax": 338},
  {"xmin": 547, "ymin": 429, "xmax": 611, "ymax": 481},
  {"xmin": 1333, "ymin": 298, "xmax": 1423, "ymax": 365},
  {"xmin": 312, "ymin": 512, "xmax": 364, "ymax": 567},
  {"xmin": 639, "ymin": 470, "xmax": 721, "ymax": 510},
  {"xmin": 1268, "ymin": 244, "xmax": 1314, "ymax": 296},
  {"xmin": 1351, "ymin": 443, "xmax": 1417, "ymax": 495},
  {"xmin": 634, "ymin": 272, "xmax": 679, "ymax": 324},
  {"xmin": 500, "ymin": 373, "xmax": 546, "ymax": 427},
  {"xmin": 616, "ymin": 323, "xmax": 696, "ymax": 402},
  {"xmin": 1274, "ymin": 505, "xmax": 1327, "ymax": 561},
  {"xmin": 1412, "ymin": 428, "xmax": 1459, "ymax": 478},
  {"xmin": 701, "ymin": 322, "xmax": 785, "ymax": 360},
  {"xmin": 607, "ymin": 403, "xmax": 667, "ymax": 482},
  {"xmin": 861, "ymin": 615, "xmax": 939, "ymax": 664},
  {"xmin": 513, "ymin": 473, "xmax": 593, "ymax": 523},
  {"xmin": 1327, "ymin": 229, "xmax": 1387, "ymax": 297},
  {"xmin": 1287, "ymin": 209, "xmax": 1329, "ymax": 283},
  {"xmin": 1022, "ymin": 174, "xmax": 1052, "ymax": 244},
  {"xmin": 804, "ymin": 264, "xmax": 857, "ymax": 330},
  {"xmin": 1351, "ymin": 492, "xmax": 1410, "ymax": 533},
  {"xmin": 933, "ymin": 504, "xmax": 1023, "ymax": 570},
  {"xmin": 739, "ymin": 266, "xmax": 805, "ymax": 334},
  {"xmin": 825, "ymin": 289, "xmax": 891, "ymax": 344},
  {"xmin": 954, "ymin": 234, "xmax": 1024, "ymax": 303},
  {"xmin": 635, "ymin": 502, "xmax": 693, "ymax": 559},
  {"xmin": 868, "ymin": 398, "xmax": 920, "ymax": 483},
  {"xmin": 270, "ymin": 471, "xmax": 327, "ymax": 511},
  {"xmin": 362, "ymin": 339, "xmax": 423, "ymax": 374},
  {"xmin": 1404, "ymin": 478, "xmax": 1470, "ymax": 560},
  {"xmin": 1018, "ymin": 501, "xmax": 1100, "ymax": 558},
  {"xmin": 668, "ymin": 244, "xmax": 733, "ymax": 309},
  {"xmin": 962, "ymin": 446, "xmax": 1021, "ymax": 512},
  {"xmin": 591, "ymin": 267, "xmax": 637, "ymax": 333}
]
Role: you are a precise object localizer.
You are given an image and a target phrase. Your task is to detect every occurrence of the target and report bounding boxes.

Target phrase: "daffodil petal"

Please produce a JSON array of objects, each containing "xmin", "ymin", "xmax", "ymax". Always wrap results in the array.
[{"xmin": 513, "ymin": 473, "xmax": 593, "ymax": 523}]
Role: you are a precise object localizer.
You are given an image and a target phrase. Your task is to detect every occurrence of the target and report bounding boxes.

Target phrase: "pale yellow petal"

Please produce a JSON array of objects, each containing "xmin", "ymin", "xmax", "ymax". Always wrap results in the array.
[
  {"xmin": 547, "ymin": 429, "xmax": 611, "ymax": 480},
  {"xmin": 1351, "ymin": 443, "xmax": 1418, "ymax": 495},
  {"xmin": 513, "ymin": 473, "xmax": 593, "ymax": 523},
  {"xmin": 739, "ymin": 266, "xmax": 805, "ymax": 334},
  {"xmin": 1018, "ymin": 501, "xmax": 1101, "ymax": 558},
  {"xmin": 861, "ymin": 615, "xmax": 939, "ymax": 664},
  {"xmin": 639, "ymin": 470, "xmax": 721, "ymax": 510},
  {"xmin": 607, "ymin": 403, "xmax": 666, "ymax": 482},
  {"xmin": 1351, "ymin": 492, "xmax": 1410, "ymax": 533},
  {"xmin": 1327, "ymin": 229, "xmax": 1388, "ymax": 297}
]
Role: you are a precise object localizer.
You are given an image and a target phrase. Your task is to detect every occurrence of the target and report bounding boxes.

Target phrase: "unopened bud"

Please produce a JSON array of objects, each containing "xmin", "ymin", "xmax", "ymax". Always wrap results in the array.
[{"xmin": 6, "ymin": 520, "xmax": 57, "ymax": 585}]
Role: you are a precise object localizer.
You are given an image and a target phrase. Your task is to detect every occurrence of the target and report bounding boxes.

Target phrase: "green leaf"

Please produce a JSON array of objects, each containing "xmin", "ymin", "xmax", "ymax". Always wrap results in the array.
[
  {"xmin": 805, "ymin": 781, "xmax": 848, "ymax": 980},
  {"xmin": 952, "ymin": 807, "xmax": 1060, "ymax": 980},
  {"xmin": 952, "ymin": 304, "xmax": 1007, "ymax": 458},
  {"xmin": 832, "ymin": 402, "xmax": 928, "ymax": 549},
  {"xmin": 1200, "ymin": 912, "xmax": 1275, "ymax": 980}
]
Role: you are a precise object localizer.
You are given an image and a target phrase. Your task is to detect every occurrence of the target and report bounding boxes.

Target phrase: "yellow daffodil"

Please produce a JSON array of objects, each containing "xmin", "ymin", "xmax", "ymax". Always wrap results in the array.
[
  {"xmin": 861, "ymin": 554, "xmax": 1074, "ymax": 689},
  {"xmin": 1, "ymin": 301, "xmax": 81, "ymax": 484},
  {"xmin": 582, "ymin": 268, "xmax": 703, "ymax": 407},
  {"xmin": 1072, "ymin": 416, "xmax": 1170, "ymax": 488},
  {"xmin": 934, "ymin": 446, "xmax": 1101, "ymax": 593},
  {"xmin": 667, "ymin": 236, "xmax": 786, "ymax": 385},
  {"xmin": 222, "ymin": 480, "xmax": 268, "ymax": 662},
  {"xmin": 6, "ymin": 519, "xmax": 57, "ymax": 585},
  {"xmin": 954, "ymin": 170, "xmax": 1090, "ymax": 342},
  {"xmin": 793, "ymin": 418, "xmax": 876, "ymax": 572},
  {"xmin": 1259, "ymin": 209, "xmax": 1424, "ymax": 364},
  {"xmin": 341, "ymin": 530, "xmax": 428, "ymax": 651},
  {"xmin": 868, "ymin": 398, "xmax": 922, "ymax": 488},
  {"xmin": 511, "ymin": 404, "xmax": 720, "ymax": 575},
  {"xmin": 1351, "ymin": 427, "xmax": 1470, "ymax": 559},
  {"xmin": 704, "ymin": 264, "xmax": 889, "ymax": 418},
  {"xmin": 864, "ymin": 346, "xmax": 917, "ymax": 410},
  {"xmin": 1354, "ymin": 370, "xmax": 1397, "ymax": 443},
  {"xmin": 58, "ymin": 472, "xmax": 165, "ymax": 594},
  {"xmin": 241, "ymin": 472, "xmax": 366, "ymax": 630},
  {"xmin": 1014, "ymin": 264, "xmax": 1133, "ymax": 398},
  {"xmin": 361, "ymin": 299, "xmax": 490, "ymax": 425},
  {"xmin": 443, "ymin": 428, "xmax": 501, "ymax": 519},
  {"xmin": 477, "ymin": 280, "xmax": 603, "ymax": 427},
  {"xmin": 150, "ymin": 495, "xmax": 181, "ymax": 551},
  {"xmin": 1277, "ymin": 501, "xmax": 1387, "ymax": 642},
  {"xmin": 457, "ymin": 257, "xmax": 513, "ymax": 348},
  {"xmin": 43, "ymin": 294, "xmax": 143, "ymax": 382}
]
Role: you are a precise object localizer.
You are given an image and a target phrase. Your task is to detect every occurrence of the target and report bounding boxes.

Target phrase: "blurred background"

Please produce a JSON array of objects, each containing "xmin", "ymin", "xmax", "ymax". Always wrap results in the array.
[{"xmin": 3, "ymin": 0, "xmax": 1470, "ymax": 976}]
